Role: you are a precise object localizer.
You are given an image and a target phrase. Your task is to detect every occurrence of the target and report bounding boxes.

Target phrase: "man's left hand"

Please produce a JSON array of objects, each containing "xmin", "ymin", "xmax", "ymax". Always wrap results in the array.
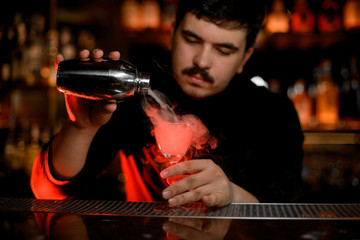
[{"xmin": 160, "ymin": 159, "xmax": 233, "ymax": 207}]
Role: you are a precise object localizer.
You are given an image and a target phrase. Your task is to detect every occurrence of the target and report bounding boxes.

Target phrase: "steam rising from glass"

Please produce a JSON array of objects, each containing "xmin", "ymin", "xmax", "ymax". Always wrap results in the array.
[{"xmin": 142, "ymin": 89, "xmax": 217, "ymax": 165}]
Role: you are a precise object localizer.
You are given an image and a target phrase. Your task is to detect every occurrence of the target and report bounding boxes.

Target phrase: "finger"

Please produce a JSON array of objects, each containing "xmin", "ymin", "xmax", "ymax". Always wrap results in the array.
[
  {"xmin": 55, "ymin": 54, "xmax": 64, "ymax": 71},
  {"xmin": 160, "ymin": 160, "xmax": 207, "ymax": 179},
  {"xmin": 90, "ymin": 101, "xmax": 117, "ymax": 126},
  {"xmin": 168, "ymin": 218, "xmax": 204, "ymax": 231},
  {"xmin": 78, "ymin": 49, "xmax": 90, "ymax": 60},
  {"xmin": 108, "ymin": 51, "xmax": 121, "ymax": 60},
  {"xmin": 163, "ymin": 221, "xmax": 203, "ymax": 240},
  {"xmin": 162, "ymin": 171, "xmax": 209, "ymax": 200},
  {"xmin": 167, "ymin": 184, "xmax": 210, "ymax": 206},
  {"xmin": 55, "ymin": 54, "xmax": 64, "ymax": 64},
  {"xmin": 169, "ymin": 179, "xmax": 231, "ymax": 207},
  {"xmin": 99, "ymin": 100, "xmax": 117, "ymax": 114},
  {"xmin": 91, "ymin": 48, "xmax": 104, "ymax": 61}
]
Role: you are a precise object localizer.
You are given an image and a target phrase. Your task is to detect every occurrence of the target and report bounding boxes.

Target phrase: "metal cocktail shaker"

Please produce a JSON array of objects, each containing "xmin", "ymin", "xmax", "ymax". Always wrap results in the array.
[{"xmin": 56, "ymin": 59, "xmax": 150, "ymax": 100}]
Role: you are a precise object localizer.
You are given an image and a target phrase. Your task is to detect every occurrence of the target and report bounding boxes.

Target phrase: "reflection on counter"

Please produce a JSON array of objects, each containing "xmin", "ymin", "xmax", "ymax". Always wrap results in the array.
[{"xmin": 1, "ymin": 211, "xmax": 360, "ymax": 240}]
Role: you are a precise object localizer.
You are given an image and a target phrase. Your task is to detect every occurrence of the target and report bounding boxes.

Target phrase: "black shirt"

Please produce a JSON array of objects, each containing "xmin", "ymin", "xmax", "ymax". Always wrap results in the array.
[{"xmin": 56, "ymin": 60, "xmax": 304, "ymax": 203}]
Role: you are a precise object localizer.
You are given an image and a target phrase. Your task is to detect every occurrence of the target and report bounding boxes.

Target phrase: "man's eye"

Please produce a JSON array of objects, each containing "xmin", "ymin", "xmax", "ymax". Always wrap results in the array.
[
  {"xmin": 216, "ymin": 48, "xmax": 231, "ymax": 56},
  {"xmin": 184, "ymin": 36, "xmax": 200, "ymax": 44}
]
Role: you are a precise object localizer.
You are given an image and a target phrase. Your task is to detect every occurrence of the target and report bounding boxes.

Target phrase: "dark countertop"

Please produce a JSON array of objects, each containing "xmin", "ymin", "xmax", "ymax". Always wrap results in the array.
[{"xmin": 1, "ymin": 198, "xmax": 360, "ymax": 240}]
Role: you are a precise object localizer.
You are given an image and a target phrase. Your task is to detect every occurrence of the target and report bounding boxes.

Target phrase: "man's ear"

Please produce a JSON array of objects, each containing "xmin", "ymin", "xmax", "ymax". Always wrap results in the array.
[{"xmin": 236, "ymin": 47, "xmax": 254, "ymax": 74}]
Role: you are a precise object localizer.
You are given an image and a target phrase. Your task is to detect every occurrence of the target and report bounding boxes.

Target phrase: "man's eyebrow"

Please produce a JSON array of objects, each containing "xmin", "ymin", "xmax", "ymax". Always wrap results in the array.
[
  {"xmin": 215, "ymin": 42, "xmax": 239, "ymax": 51},
  {"xmin": 182, "ymin": 29, "xmax": 239, "ymax": 51},
  {"xmin": 182, "ymin": 30, "xmax": 202, "ymax": 40}
]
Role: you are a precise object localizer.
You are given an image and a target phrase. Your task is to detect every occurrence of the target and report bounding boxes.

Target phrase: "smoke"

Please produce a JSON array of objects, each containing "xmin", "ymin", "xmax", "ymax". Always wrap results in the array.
[{"xmin": 141, "ymin": 89, "xmax": 218, "ymax": 157}]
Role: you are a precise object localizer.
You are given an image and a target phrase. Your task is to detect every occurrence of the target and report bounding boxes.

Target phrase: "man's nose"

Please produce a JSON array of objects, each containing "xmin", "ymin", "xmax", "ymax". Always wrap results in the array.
[{"xmin": 193, "ymin": 45, "xmax": 212, "ymax": 70}]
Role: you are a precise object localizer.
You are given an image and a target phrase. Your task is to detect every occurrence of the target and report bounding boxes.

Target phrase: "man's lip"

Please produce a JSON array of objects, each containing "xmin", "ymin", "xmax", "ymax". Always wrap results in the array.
[{"xmin": 188, "ymin": 74, "xmax": 208, "ymax": 85}]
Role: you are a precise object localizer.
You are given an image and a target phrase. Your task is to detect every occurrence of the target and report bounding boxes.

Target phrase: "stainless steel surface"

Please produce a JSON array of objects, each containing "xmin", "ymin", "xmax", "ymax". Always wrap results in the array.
[
  {"xmin": 56, "ymin": 58, "xmax": 150, "ymax": 100},
  {"xmin": 1, "ymin": 198, "xmax": 360, "ymax": 220}
]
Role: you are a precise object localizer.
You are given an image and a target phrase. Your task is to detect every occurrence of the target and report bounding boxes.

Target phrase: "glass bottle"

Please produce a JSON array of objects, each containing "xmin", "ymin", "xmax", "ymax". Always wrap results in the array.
[
  {"xmin": 289, "ymin": 78, "xmax": 313, "ymax": 127},
  {"xmin": 265, "ymin": 0, "xmax": 290, "ymax": 33},
  {"xmin": 315, "ymin": 59, "xmax": 339, "ymax": 126},
  {"xmin": 291, "ymin": 0, "xmax": 315, "ymax": 33},
  {"xmin": 317, "ymin": 0, "xmax": 342, "ymax": 33},
  {"xmin": 343, "ymin": 0, "xmax": 360, "ymax": 31},
  {"xmin": 350, "ymin": 57, "xmax": 360, "ymax": 118}
]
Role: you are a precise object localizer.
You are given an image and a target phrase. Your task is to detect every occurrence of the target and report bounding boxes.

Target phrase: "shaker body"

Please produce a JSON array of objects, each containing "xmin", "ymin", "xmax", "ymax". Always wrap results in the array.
[{"xmin": 56, "ymin": 59, "xmax": 150, "ymax": 100}]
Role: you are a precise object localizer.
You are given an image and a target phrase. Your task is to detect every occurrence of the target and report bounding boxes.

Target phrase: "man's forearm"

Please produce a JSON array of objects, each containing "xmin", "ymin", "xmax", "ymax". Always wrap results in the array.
[{"xmin": 51, "ymin": 121, "xmax": 99, "ymax": 179}]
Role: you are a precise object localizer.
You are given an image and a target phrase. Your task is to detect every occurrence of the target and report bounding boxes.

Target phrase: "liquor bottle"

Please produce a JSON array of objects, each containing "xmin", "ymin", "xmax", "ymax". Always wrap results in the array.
[
  {"xmin": 317, "ymin": 0, "xmax": 342, "ymax": 33},
  {"xmin": 121, "ymin": 0, "xmax": 142, "ymax": 30},
  {"xmin": 56, "ymin": 59, "xmax": 150, "ymax": 100},
  {"xmin": 291, "ymin": 0, "xmax": 315, "ymax": 33},
  {"xmin": 339, "ymin": 63, "xmax": 353, "ymax": 119},
  {"xmin": 315, "ymin": 59, "xmax": 339, "ymax": 126},
  {"xmin": 142, "ymin": 0, "xmax": 161, "ymax": 29},
  {"xmin": 265, "ymin": 0, "xmax": 290, "ymax": 33},
  {"xmin": 350, "ymin": 57, "xmax": 360, "ymax": 118},
  {"xmin": 289, "ymin": 78, "xmax": 313, "ymax": 127},
  {"xmin": 343, "ymin": 0, "xmax": 360, "ymax": 31}
]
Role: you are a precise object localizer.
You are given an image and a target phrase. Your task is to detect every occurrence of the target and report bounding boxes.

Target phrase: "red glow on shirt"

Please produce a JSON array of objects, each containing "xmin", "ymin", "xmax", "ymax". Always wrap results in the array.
[
  {"xmin": 119, "ymin": 150, "xmax": 154, "ymax": 202},
  {"xmin": 31, "ymin": 148, "xmax": 69, "ymax": 200}
]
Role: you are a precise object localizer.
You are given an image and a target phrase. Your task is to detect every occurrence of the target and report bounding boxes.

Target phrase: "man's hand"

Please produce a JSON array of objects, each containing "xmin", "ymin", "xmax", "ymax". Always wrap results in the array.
[
  {"xmin": 51, "ymin": 49, "xmax": 122, "ymax": 179},
  {"xmin": 163, "ymin": 218, "xmax": 232, "ymax": 240},
  {"xmin": 160, "ymin": 159, "xmax": 233, "ymax": 207},
  {"xmin": 160, "ymin": 159, "xmax": 259, "ymax": 207},
  {"xmin": 56, "ymin": 49, "xmax": 121, "ymax": 130}
]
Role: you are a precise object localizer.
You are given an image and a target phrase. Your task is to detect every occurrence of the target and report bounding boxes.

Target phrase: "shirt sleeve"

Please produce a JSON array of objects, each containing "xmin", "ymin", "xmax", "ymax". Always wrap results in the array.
[{"xmin": 30, "ymin": 140, "xmax": 70, "ymax": 199}]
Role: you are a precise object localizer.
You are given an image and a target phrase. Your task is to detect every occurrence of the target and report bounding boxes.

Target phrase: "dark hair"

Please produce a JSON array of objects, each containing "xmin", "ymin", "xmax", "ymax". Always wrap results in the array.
[{"xmin": 174, "ymin": 0, "xmax": 266, "ymax": 50}]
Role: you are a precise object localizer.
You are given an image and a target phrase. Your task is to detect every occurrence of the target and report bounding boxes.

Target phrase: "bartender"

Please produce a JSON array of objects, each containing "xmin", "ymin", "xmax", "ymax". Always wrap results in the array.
[{"xmin": 31, "ymin": 0, "xmax": 304, "ymax": 207}]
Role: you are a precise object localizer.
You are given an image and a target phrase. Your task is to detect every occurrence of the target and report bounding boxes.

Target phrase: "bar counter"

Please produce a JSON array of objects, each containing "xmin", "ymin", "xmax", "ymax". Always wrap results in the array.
[{"xmin": 1, "ymin": 198, "xmax": 360, "ymax": 239}]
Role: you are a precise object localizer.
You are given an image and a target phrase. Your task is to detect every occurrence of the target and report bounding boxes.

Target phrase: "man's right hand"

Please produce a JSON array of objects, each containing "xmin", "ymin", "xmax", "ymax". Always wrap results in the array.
[
  {"xmin": 51, "ymin": 49, "xmax": 121, "ymax": 179},
  {"xmin": 56, "ymin": 49, "xmax": 120, "ymax": 130}
]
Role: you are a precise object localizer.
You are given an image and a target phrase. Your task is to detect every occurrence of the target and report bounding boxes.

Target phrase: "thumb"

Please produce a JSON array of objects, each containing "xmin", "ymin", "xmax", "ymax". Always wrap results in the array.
[{"xmin": 55, "ymin": 54, "xmax": 64, "ymax": 71}]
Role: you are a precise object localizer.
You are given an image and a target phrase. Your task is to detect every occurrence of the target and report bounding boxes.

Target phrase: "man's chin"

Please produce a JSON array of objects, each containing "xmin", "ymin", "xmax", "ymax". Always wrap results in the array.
[{"xmin": 181, "ymin": 85, "xmax": 212, "ymax": 100}]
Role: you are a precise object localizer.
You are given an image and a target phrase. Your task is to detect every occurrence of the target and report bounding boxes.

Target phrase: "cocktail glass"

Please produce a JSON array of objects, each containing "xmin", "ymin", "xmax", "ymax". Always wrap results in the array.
[{"xmin": 154, "ymin": 122, "xmax": 192, "ymax": 165}]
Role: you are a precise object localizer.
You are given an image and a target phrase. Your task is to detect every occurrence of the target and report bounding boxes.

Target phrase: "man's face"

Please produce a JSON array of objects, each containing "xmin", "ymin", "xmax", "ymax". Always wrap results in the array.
[{"xmin": 170, "ymin": 13, "xmax": 254, "ymax": 100}]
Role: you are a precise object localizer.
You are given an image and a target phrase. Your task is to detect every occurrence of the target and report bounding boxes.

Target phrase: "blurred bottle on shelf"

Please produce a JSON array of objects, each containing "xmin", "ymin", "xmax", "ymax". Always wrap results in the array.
[
  {"xmin": 10, "ymin": 13, "xmax": 27, "ymax": 83},
  {"xmin": 121, "ymin": 0, "xmax": 142, "ymax": 30},
  {"xmin": 291, "ymin": 0, "xmax": 315, "ymax": 34},
  {"xmin": 340, "ymin": 63, "xmax": 353, "ymax": 119},
  {"xmin": 59, "ymin": 27, "xmax": 76, "ymax": 60},
  {"xmin": 77, "ymin": 30, "xmax": 96, "ymax": 52},
  {"xmin": 23, "ymin": 13, "xmax": 46, "ymax": 86},
  {"xmin": 25, "ymin": 123, "xmax": 40, "ymax": 176},
  {"xmin": 340, "ymin": 57, "xmax": 360, "ymax": 120},
  {"xmin": 315, "ymin": 59, "xmax": 339, "ymax": 126},
  {"xmin": 43, "ymin": 29, "xmax": 59, "ymax": 87},
  {"xmin": 268, "ymin": 78, "xmax": 281, "ymax": 93},
  {"xmin": 343, "ymin": 0, "xmax": 360, "ymax": 30},
  {"xmin": 142, "ymin": 0, "xmax": 161, "ymax": 29},
  {"xmin": 288, "ymin": 78, "xmax": 313, "ymax": 127},
  {"xmin": 121, "ymin": 0, "xmax": 161, "ymax": 30},
  {"xmin": 265, "ymin": 0, "xmax": 290, "ymax": 33},
  {"xmin": 317, "ymin": 0, "xmax": 342, "ymax": 33}
]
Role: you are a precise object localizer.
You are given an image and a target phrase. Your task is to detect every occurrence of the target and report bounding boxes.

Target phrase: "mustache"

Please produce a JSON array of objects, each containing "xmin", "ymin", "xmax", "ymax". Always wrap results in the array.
[{"xmin": 182, "ymin": 66, "xmax": 215, "ymax": 83}]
